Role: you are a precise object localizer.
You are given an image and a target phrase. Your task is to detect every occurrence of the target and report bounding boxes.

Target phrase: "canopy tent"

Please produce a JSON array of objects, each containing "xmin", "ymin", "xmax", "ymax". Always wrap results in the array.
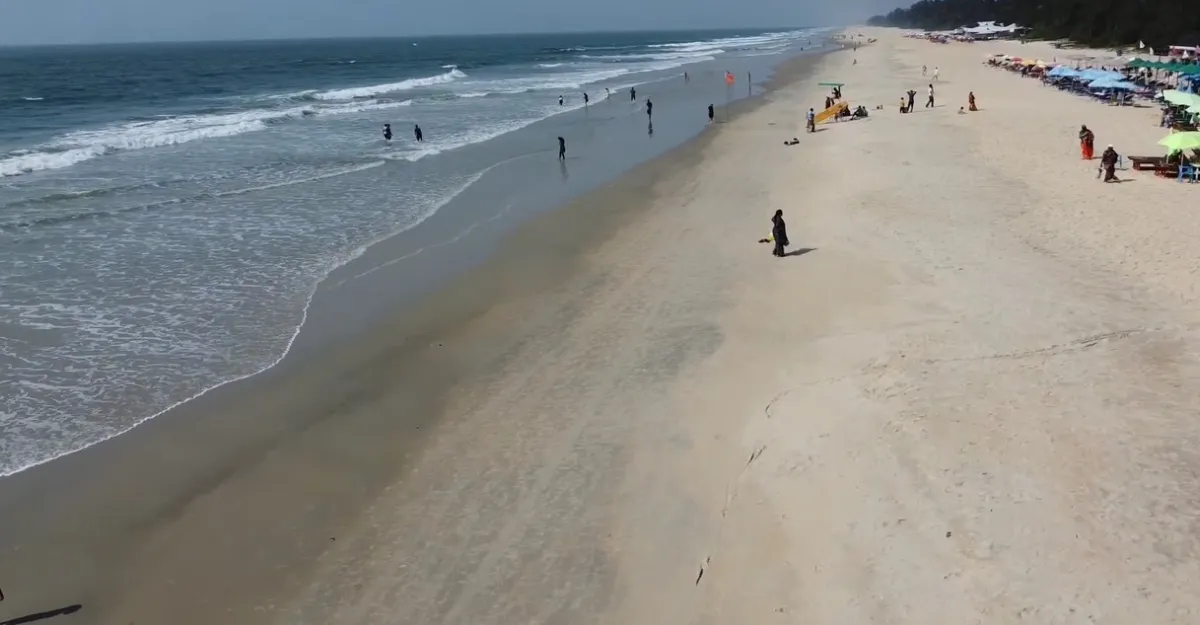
[{"xmin": 817, "ymin": 82, "xmax": 845, "ymax": 87}]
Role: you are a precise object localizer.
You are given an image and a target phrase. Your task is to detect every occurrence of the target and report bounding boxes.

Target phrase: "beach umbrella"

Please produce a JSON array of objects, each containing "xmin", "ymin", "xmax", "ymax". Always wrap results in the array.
[
  {"xmin": 1088, "ymin": 78, "xmax": 1137, "ymax": 90},
  {"xmin": 1162, "ymin": 89, "xmax": 1197, "ymax": 105},
  {"xmin": 1158, "ymin": 131, "xmax": 1200, "ymax": 153}
]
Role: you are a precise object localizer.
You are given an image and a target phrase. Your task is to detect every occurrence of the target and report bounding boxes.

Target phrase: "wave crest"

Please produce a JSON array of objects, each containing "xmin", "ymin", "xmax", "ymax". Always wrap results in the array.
[{"xmin": 313, "ymin": 68, "xmax": 466, "ymax": 101}]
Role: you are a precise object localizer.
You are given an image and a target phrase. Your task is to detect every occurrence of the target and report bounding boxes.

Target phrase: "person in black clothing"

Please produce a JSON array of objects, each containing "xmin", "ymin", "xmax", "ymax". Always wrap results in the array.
[
  {"xmin": 382, "ymin": 124, "xmax": 392, "ymax": 141},
  {"xmin": 771, "ymin": 209, "xmax": 789, "ymax": 257},
  {"xmin": 1100, "ymin": 145, "xmax": 1120, "ymax": 182},
  {"xmin": 646, "ymin": 99, "xmax": 653, "ymax": 120},
  {"xmin": 708, "ymin": 104, "xmax": 714, "ymax": 123},
  {"xmin": 906, "ymin": 89, "xmax": 916, "ymax": 111},
  {"xmin": 414, "ymin": 125, "xmax": 424, "ymax": 142},
  {"xmin": 630, "ymin": 87, "xmax": 637, "ymax": 101},
  {"xmin": 558, "ymin": 136, "xmax": 566, "ymax": 161}
]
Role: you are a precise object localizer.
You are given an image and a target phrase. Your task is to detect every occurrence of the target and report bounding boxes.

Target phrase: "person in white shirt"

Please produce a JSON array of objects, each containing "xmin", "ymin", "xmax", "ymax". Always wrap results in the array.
[
  {"xmin": 926, "ymin": 84, "xmax": 935, "ymax": 108},
  {"xmin": 933, "ymin": 66, "xmax": 940, "ymax": 81}
]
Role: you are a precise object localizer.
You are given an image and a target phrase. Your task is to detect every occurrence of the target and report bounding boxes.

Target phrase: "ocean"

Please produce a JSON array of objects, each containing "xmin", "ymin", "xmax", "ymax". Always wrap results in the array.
[{"xmin": 0, "ymin": 29, "xmax": 823, "ymax": 476}]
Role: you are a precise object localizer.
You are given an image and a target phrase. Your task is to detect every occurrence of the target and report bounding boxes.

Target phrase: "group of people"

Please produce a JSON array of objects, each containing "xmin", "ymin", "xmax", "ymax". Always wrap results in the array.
[
  {"xmin": 382, "ymin": 123, "xmax": 422, "ymax": 143},
  {"xmin": 1078, "ymin": 125, "xmax": 1121, "ymax": 182}
]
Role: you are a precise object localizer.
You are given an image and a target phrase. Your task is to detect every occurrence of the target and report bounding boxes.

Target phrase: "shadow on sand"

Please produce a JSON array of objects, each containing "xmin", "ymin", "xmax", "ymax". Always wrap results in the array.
[{"xmin": 1, "ymin": 605, "xmax": 83, "ymax": 625}]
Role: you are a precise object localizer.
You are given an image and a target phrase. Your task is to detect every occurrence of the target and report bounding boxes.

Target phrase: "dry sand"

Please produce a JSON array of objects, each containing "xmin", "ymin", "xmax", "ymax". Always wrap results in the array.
[{"xmin": 5, "ymin": 29, "xmax": 1200, "ymax": 625}]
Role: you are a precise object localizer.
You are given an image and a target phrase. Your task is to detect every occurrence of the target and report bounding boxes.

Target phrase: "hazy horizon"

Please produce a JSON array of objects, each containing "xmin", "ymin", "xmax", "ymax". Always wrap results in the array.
[
  {"xmin": 0, "ymin": 0, "xmax": 906, "ymax": 46},
  {"xmin": 0, "ymin": 25, "xmax": 816, "ymax": 48}
]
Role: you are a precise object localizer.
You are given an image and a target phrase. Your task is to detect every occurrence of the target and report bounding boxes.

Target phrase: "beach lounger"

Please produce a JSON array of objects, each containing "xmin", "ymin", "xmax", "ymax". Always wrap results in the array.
[{"xmin": 1129, "ymin": 155, "xmax": 1167, "ymax": 170}]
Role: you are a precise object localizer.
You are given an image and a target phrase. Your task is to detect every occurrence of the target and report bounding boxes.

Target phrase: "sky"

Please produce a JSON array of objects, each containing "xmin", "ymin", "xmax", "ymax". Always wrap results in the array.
[{"xmin": 0, "ymin": 0, "xmax": 909, "ymax": 45}]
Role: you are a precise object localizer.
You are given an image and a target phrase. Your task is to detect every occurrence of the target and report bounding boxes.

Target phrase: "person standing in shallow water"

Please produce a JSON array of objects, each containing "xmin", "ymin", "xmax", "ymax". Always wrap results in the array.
[
  {"xmin": 414, "ymin": 124, "xmax": 423, "ymax": 142},
  {"xmin": 382, "ymin": 124, "xmax": 392, "ymax": 141},
  {"xmin": 646, "ymin": 99, "xmax": 653, "ymax": 120},
  {"xmin": 771, "ymin": 210, "xmax": 789, "ymax": 257}
]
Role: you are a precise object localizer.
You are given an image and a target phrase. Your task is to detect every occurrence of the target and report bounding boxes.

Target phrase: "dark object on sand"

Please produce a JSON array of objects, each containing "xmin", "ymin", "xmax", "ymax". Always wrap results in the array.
[{"xmin": 783, "ymin": 137, "xmax": 800, "ymax": 145}]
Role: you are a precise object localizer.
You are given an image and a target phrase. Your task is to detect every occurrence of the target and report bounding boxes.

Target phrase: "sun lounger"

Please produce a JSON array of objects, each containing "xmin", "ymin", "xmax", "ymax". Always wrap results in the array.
[{"xmin": 1128, "ymin": 155, "xmax": 1168, "ymax": 170}]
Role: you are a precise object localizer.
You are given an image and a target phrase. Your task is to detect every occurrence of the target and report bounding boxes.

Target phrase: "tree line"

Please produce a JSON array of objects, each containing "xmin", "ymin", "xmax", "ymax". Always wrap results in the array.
[{"xmin": 867, "ymin": 0, "xmax": 1200, "ymax": 48}]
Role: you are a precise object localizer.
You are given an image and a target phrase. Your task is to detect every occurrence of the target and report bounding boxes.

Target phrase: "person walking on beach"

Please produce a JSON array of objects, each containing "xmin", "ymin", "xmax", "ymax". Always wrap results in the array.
[
  {"xmin": 382, "ymin": 123, "xmax": 392, "ymax": 141},
  {"xmin": 933, "ymin": 66, "xmax": 940, "ymax": 81},
  {"xmin": 630, "ymin": 87, "xmax": 637, "ymax": 102},
  {"xmin": 583, "ymin": 92, "xmax": 589, "ymax": 106},
  {"xmin": 558, "ymin": 136, "xmax": 566, "ymax": 161},
  {"xmin": 646, "ymin": 98, "xmax": 653, "ymax": 120},
  {"xmin": 684, "ymin": 71, "xmax": 690, "ymax": 83},
  {"xmin": 708, "ymin": 104, "xmax": 715, "ymax": 123},
  {"xmin": 806, "ymin": 108, "xmax": 816, "ymax": 132},
  {"xmin": 925, "ymin": 84, "xmax": 935, "ymax": 108},
  {"xmin": 968, "ymin": 91, "xmax": 978, "ymax": 111},
  {"xmin": 922, "ymin": 64, "xmax": 927, "ymax": 76},
  {"xmin": 414, "ymin": 124, "xmax": 423, "ymax": 142},
  {"xmin": 1100, "ymin": 144, "xmax": 1120, "ymax": 182},
  {"xmin": 1079, "ymin": 125, "xmax": 1095, "ymax": 160},
  {"xmin": 906, "ymin": 89, "xmax": 916, "ymax": 111},
  {"xmin": 770, "ymin": 209, "xmax": 789, "ymax": 257}
]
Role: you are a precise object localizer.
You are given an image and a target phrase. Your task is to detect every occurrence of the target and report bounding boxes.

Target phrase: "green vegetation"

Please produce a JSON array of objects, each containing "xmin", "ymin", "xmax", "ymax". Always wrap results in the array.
[{"xmin": 867, "ymin": 0, "xmax": 1200, "ymax": 48}]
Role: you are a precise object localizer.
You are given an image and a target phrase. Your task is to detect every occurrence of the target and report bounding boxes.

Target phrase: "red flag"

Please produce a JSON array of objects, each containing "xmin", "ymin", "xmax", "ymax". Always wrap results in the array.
[{"xmin": 724, "ymin": 71, "xmax": 735, "ymax": 85}]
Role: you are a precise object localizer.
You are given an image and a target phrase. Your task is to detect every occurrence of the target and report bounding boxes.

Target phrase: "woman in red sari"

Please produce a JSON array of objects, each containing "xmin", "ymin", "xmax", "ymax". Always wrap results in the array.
[
  {"xmin": 968, "ymin": 91, "xmax": 978, "ymax": 111},
  {"xmin": 1079, "ymin": 125, "xmax": 1095, "ymax": 160}
]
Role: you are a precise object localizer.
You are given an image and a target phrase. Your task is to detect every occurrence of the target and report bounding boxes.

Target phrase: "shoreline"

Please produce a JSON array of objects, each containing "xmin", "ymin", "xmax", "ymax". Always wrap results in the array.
[
  {"xmin": 0, "ymin": 39, "xmax": 830, "ymax": 480},
  {"xmin": 0, "ymin": 47, "xmax": 832, "ymax": 625}
]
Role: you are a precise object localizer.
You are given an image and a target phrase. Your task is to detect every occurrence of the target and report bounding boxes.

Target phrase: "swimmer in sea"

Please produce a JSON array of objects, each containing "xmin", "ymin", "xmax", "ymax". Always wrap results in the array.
[
  {"xmin": 414, "ymin": 124, "xmax": 423, "ymax": 142},
  {"xmin": 382, "ymin": 123, "xmax": 392, "ymax": 141},
  {"xmin": 559, "ymin": 95, "xmax": 564, "ymax": 106}
]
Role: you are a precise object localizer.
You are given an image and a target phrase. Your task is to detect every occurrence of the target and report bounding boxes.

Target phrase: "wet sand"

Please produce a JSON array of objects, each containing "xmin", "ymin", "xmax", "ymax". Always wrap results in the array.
[{"xmin": 0, "ymin": 49, "xmax": 824, "ymax": 625}]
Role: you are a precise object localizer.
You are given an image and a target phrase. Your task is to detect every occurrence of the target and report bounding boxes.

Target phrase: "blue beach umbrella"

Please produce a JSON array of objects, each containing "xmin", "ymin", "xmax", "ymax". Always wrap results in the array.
[
  {"xmin": 1088, "ymin": 78, "xmax": 1137, "ymax": 90},
  {"xmin": 1079, "ymin": 69, "xmax": 1123, "ymax": 81}
]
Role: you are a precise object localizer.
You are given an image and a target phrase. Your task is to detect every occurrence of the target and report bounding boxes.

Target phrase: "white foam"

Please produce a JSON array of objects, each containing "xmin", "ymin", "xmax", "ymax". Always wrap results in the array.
[
  {"xmin": 582, "ymin": 50, "xmax": 723, "ymax": 62},
  {"xmin": 0, "ymin": 159, "xmax": 494, "ymax": 479},
  {"xmin": 314, "ymin": 68, "xmax": 466, "ymax": 101},
  {"xmin": 538, "ymin": 62, "xmax": 566, "ymax": 68},
  {"xmin": 0, "ymin": 146, "xmax": 106, "ymax": 178},
  {"xmin": 22, "ymin": 96, "xmax": 44, "ymax": 101},
  {"xmin": 3, "ymin": 98, "xmax": 413, "ymax": 178}
]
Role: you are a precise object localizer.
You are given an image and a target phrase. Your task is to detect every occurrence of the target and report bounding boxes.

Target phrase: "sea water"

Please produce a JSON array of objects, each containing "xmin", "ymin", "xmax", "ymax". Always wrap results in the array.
[{"xmin": 0, "ymin": 29, "xmax": 823, "ymax": 476}]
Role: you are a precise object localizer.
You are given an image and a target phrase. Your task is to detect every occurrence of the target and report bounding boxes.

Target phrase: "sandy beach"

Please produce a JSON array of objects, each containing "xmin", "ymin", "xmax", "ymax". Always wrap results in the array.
[{"xmin": 6, "ymin": 28, "xmax": 1200, "ymax": 624}]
